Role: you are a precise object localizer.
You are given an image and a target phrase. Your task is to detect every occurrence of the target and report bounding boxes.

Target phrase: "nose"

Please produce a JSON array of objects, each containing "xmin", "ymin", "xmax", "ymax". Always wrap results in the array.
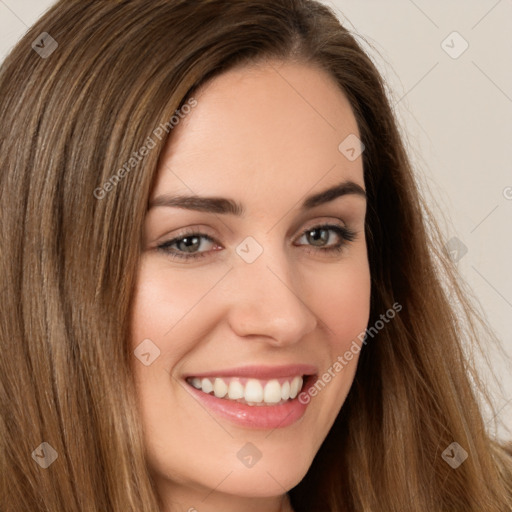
[{"xmin": 224, "ymin": 249, "xmax": 318, "ymax": 347}]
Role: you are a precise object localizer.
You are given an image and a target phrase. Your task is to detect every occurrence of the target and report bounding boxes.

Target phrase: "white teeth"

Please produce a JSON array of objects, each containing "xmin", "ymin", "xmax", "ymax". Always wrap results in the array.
[
  {"xmin": 188, "ymin": 375, "xmax": 306, "ymax": 405},
  {"xmin": 263, "ymin": 379, "xmax": 282, "ymax": 403},
  {"xmin": 213, "ymin": 378, "xmax": 228, "ymax": 398},
  {"xmin": 228, "ymin": 380, "xmax": 244, "ymax": 400},
  {"xmin": 201, "ymin": 378, "xmax": 213, "ymax": 394},
  {"xmin": 290, "ymin": 376, "xmax": 303, "ymax": 399},
  {"xmin": 281, "ymin": 380, "xmax": 290, "ymax": 400},
  {"xmin": 244, "ymin": 379, "xmax": 263, "ymax": 403}
]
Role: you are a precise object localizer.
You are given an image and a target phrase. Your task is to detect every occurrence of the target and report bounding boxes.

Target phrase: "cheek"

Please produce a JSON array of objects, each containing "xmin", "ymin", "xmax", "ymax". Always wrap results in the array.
[
  {"xmin": 301, "ymin": 252, "xmax": 370, "ymax": 415},
  {"xmin": 294, "ymin": 258, "xmax": 370, "ymax": 460},
  {"xmin": 308, "ymin": 256, "xmax": 371, "ymax": 348},
  {"xmin": 130, "ymin": 259, "xmax": 229, "ymax": 360}
]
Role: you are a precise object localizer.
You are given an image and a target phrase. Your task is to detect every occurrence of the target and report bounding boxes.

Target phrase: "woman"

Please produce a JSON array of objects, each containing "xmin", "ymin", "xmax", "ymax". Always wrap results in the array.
[{"xmin": 1, "ymin": 1, "xmax": 511, "ymax": 511}]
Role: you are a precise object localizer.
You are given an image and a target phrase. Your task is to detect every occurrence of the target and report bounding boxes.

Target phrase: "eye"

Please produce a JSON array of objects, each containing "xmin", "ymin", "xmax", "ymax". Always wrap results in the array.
[
  {"xmin": 156, "ymin": 224, "xmax": 357, "ymax": 261},
  {"xmin": 156, "ymin": 228, "xmax": 219, "ymax": 261},
  {"xmin": 295, "ymin": 224, "xmax": 357, "ymax": 256}
]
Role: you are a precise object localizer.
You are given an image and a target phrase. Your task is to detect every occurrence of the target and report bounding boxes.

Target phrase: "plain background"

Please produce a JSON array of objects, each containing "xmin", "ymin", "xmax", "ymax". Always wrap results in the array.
[{"xmin": 1, "ymin": 0, "xmax": 510, "ymax": 438}]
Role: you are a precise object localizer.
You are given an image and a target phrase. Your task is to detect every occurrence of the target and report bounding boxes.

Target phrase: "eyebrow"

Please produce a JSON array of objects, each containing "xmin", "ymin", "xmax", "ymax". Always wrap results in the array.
[{"xmin": 148, "ymin": 180, "xmax": 366, "ymax": 216}]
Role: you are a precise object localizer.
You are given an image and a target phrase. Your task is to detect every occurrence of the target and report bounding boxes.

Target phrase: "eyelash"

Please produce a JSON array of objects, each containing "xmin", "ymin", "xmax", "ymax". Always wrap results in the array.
[{"xmin": 156, "ymin": 224, "xmax": 357, "ymax": 261}]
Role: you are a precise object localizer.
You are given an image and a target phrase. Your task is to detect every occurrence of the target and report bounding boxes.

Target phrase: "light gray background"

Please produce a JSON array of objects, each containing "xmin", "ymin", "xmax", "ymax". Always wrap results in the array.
[{"xmin": 1, "ymin": 0, "xmax": 510, "ymax": 438}]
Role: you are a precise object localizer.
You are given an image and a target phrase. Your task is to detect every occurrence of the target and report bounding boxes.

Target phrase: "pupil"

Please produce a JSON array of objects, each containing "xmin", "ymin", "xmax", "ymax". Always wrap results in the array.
[
  {"xmin": 180, "ymin": 236, "xmax": 200, "ymax": 252},
  {"xmin": 308, "ymin": 228, "xmax": 328, "ymax": 246}
]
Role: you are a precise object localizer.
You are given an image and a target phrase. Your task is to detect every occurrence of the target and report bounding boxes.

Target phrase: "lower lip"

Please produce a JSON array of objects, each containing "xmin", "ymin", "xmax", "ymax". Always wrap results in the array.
[{"xmin": 184, "ymin": 377, "xmax": 313, "ymax": 429}]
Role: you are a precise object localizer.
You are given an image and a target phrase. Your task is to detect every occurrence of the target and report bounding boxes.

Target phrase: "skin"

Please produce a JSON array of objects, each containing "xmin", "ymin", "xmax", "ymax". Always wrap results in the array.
[{"xmin": 130, "ymin": 59, "xmax": 371, "ymax": 512}]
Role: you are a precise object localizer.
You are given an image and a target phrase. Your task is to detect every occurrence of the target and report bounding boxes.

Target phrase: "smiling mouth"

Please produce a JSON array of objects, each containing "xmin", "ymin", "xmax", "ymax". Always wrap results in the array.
[{"xmin": 185, "ymin": 375, "xmax": 311, "ymax": 406}]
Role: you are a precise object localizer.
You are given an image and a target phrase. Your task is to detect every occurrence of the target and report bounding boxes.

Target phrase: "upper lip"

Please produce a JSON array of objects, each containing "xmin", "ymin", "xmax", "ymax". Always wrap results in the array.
[{"xmin": 183, "ymin": 364, "xmax": 318, "ymax": 380}]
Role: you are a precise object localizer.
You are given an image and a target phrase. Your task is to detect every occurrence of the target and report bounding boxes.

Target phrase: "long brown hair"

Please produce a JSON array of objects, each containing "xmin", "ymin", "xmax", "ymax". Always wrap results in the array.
[{"xmin": 1, "ymin": 1, "xmax": 511, "ymax": 510}]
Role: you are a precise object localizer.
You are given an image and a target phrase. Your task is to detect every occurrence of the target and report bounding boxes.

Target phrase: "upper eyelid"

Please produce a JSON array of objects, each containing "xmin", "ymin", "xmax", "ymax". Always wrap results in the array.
[
  {"xmin": 179, "ymin": 221, "xmax": 344, "ymax": 238},
  {"xmin": 171, "ymin": 216, "xmax": 351, "ymax": 239}
]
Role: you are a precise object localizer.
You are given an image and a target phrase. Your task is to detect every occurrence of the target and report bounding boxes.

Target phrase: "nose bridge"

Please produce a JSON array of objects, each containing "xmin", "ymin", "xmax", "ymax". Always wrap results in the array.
[{"xmin": 224, "ymin": 237, "xmax": 317, "ymax": 344}]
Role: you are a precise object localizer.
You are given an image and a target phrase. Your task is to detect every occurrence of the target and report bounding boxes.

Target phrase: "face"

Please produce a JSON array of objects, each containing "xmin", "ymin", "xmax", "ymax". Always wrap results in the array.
[{"xmin": 130, "ymin": 59, "xmax": 371, "ymax": 511}]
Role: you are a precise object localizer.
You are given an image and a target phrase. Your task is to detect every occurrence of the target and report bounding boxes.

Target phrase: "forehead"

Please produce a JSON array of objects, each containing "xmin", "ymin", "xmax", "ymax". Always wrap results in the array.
[{"xmin": 152, "ymin": 60, "xmax": 364, "ymax": 209}]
